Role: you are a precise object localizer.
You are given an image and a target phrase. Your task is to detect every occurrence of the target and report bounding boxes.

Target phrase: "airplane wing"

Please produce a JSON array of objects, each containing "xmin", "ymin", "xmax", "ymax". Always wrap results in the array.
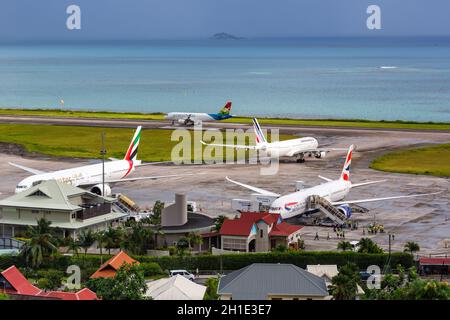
[
  {"xmin": 351, "ymin": 180, "xmax": 387, "ymax": 188},
  {"xmin": 331, "ymin": 191, "xmax": 442, "ymax": 206},
  {"xmin": 78, "ymin": 173, "xmax": 194, "ymax": 187},
  {"xmin": 135, "ymin": 161, "xmax": 174, "ymax": 166},
  {"xmin": 226, "ymin": 176, "xmax": 280, "ymax": 197},
  {"xmin": 318, "ymin": 175, "xmax": 333, "ymax": 182},
  {"xmin": 8, "ymin": 162, "xmax": 46, "ymax": 175},
  {"xmin": 200, "ymin": 140, "xmax": 259, "ymax": 150}
]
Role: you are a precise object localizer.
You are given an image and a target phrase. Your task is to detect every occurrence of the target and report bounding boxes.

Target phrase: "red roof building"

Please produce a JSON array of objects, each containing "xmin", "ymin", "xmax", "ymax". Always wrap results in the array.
[
  {"xmin": 418, "ymin": 257, "xmax": 449, "ymax": 276},
  {"xmin": 90, "ymin": 251, "xmax": 139, "ymax": 279},
  {"xmin": 0, "ymin": 265, "xmax": 98, "ymax": 300},
  {"xmin": 219, "ymin": 212, "xmax": 303, "ymax": 253}
]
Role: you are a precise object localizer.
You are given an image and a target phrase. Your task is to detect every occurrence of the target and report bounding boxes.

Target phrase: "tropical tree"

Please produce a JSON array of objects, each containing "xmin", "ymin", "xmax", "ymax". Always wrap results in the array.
[
  {"xmin": 213, "ymin": 215, "xmax": 226, "ymax": 232},
  {"xmin": 78, "ymin": 229, "xmax": 96, "ymax": 257},
  {"xmin": 187, "ymin": 232, "xmax": 203, "ymax": 251},
  {"xmin": 363, "ymin": 265, "xmax": 450, "ymax": 300},
  {"xmin": 176, "ymin": 237, "xmax": 190, "ymax": 256},
  {"xmin": 404, "ymin": 241, "xmax": 420, "ymax": 255},
  {"xmin": 151, "ymin": 200, "xmax": 164, "ymax": 225},
  {"xmin": 66, "ymin": 237, "xmax": 81, "ymax": 256},
  {"xmin": 329, "ymin": 263, "xmax": 361, "ymax": 300},
  {"xmin": 20, "ymin": 218, "xmax": 57, "ymax": 268},
  {"xmin": 95, "ymin": 231, "xmax": 107, "ymax": 263},
  {"xmin": 357, "ymin": 238, "xmax": 383, "ymax": 254},
  {"xmin": 103, "ymin": 227, "xmax": 124, "ymax": 254},
  {"xmin": 121, "ymin": 222, "xmax": 153, "ymax": 255},
  {"xmin": 203, "ymin": 277, "xmax": 220, "ymax": 300},
  {"xmin": 337, "ymin": 241, "xmax": 353, "ymax": 251},
  {"xmin": 87, "ymin": 263, "xmax": 147, "ymax": 300}
]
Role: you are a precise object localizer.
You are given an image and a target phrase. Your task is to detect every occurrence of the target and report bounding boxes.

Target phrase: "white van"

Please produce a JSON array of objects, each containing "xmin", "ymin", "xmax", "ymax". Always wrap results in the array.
[{"xmin": 170, "ymin": 269, "xmax": 195, "ymax": 281}]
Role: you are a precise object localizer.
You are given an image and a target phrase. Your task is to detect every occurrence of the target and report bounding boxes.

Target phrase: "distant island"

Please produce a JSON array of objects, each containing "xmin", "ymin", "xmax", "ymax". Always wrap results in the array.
[{"xmin": 211, "ymin": 32, "xmax": 244, "ymax": 40}]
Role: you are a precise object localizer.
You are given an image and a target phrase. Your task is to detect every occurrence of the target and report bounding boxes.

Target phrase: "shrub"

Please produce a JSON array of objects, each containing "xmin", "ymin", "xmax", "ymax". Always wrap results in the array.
[
  {"xmin": 132, "ymin": 251, "xmax": 413, "ymax": 272},
  {"xmin": 140, "ymin": 262, "xmax": 163, "ymax": 276}
]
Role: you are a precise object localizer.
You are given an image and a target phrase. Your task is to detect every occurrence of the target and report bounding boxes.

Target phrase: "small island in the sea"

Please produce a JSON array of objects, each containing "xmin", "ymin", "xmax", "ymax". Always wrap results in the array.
[{"xmin": 211, "ymin": 32, "xmax": 244, "ymax": 40}]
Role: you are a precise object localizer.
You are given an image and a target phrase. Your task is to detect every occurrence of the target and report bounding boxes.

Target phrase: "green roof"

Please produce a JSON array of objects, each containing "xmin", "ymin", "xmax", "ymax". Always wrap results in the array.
[{"xmin": 0, "ymin": 180, "xmax": 103, "ymax": 211}]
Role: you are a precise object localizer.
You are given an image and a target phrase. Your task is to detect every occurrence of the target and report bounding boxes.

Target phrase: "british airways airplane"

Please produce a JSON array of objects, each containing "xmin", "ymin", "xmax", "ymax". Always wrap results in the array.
[
  {"xmin": 226, "ymin": 145, "xmax": 440, "ymax": 220},
  {"xmin": 165, "ymin": 101, "xmax": 232, "ymax": 126}
]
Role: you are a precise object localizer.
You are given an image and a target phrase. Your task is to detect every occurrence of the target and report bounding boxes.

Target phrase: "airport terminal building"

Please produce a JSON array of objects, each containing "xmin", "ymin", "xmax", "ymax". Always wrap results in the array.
[{"xmin": 0, "ymin": 180, "xmax": 127, "ymax": 238}]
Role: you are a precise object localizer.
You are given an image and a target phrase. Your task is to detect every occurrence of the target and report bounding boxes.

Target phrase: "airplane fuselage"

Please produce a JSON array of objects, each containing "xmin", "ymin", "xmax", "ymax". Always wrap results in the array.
[
  {"xmin": 269, "ymin": 179, "xmax": 351, "ymax": 219},
  {"xmin": 261, "ymin": 137, "xmax": 319, "ymax": 158},
  {"xmin": 165, "ymin": 112, "xmax": 232, "ymax": 124},
  {"xmin": 15, "ymin": 160, "xmax": 135, "ymax": 193}
]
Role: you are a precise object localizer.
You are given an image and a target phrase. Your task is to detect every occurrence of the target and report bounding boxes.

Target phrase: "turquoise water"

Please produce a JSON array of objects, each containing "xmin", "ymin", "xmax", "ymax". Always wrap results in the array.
[{"xmin": 1, "ymin": 38, "xmax": 450, "ymax": 122}]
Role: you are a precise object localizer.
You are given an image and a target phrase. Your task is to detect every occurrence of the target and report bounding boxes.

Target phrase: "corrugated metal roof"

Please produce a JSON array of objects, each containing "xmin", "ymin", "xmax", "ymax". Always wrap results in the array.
[
  {"xmin": 218, "ymin": 263, "xmax": 329, "ymax": 300},
  {"xmin": 0, "ymin": 180, "xmax": 88, "ymax": 211}
]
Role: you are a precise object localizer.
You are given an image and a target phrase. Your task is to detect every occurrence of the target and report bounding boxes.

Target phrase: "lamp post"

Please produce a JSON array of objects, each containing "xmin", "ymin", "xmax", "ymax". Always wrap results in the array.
[{"xmin": 100, "ymin": 132, "xmax": 106, "ymax": 196}]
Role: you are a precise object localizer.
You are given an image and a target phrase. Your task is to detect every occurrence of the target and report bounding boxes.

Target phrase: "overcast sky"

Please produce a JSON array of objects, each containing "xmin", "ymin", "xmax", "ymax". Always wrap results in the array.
[{"xmin": 1, "ymin": 0, "xmax": 450, "ymax": 41}]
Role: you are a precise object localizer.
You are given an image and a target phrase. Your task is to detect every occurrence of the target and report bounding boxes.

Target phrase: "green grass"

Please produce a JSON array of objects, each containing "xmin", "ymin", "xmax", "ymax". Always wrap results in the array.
[
  {"xmin": 370, "ymin": 143, "xmax": 450, "ymax": 177},
  {"xmin": 0, "ymin": 108, "xmax": 166, "ymax": 120},
  {"xmin": 1, "ymin": 108, "xmax": 449, "ymax": 130},
  {"xmin": 0, "ymin": 123, "xmax": 294, "ymax": 162}
]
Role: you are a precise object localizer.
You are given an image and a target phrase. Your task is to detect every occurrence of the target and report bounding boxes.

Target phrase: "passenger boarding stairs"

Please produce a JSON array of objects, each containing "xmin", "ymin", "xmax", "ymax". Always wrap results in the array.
[{"xmin": 306, "ymin": 195, "xmax": 348, "ymax": 226}]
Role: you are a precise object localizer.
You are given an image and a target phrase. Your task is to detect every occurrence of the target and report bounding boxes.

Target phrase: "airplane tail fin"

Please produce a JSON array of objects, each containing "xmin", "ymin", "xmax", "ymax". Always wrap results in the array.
[
  {"xmin": 252, "ymin": 118, "xmax": 267, "ymax": 145},
  {"xmin": 340, "ymin": 144, "xmax": 354, "ymax": 181},
  {"xmin": 218, "ymin": 101, "xmax": 232, "ymax": 115},
  {"xmin": 124, "ymin": 126, "xmax": 142, "ymax": 162}
]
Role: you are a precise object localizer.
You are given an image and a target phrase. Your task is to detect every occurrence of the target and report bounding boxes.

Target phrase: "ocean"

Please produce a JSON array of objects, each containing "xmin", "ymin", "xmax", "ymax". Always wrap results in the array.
[{"xmin": 1, "ymin": 37, "xmax": 450, "ymax": 122}]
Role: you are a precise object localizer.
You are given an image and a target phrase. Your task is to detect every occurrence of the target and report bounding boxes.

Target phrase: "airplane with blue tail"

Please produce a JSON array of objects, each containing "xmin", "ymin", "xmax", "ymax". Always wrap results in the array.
[{"xmin": 165, "ymin": 101, "xmax": 232, "ymax": 126}]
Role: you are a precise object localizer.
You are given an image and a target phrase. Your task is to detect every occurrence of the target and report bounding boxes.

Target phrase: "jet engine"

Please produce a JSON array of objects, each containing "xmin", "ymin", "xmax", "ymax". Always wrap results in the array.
[
  {"xmin": 315, "ymin": 151, "xmax": 327, "ymax": 159},
  {"xmin": 337, "ymin": 204, "xmax": 352, "ymax": 219},
  {"xmin": 90, "ymin": 184, "xmax": 112, "ymax": 196}
]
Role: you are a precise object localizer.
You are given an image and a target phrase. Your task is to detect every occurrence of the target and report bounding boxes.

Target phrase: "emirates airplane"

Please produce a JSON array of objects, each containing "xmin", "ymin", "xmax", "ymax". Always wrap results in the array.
[
  {"xmin": 226, "ymin": 145, "xmax": 440, "ymax": 219},
  {"xmin": 11, "ymin": 126, "xmax": 190, "ymax": 196},
  {"xmin": 165, "ymin": 101, "xmax": 232, "ymax": 126},
  {"xmin": 202, "ymin": 118, "xmax": 343, "ymax": 162}
]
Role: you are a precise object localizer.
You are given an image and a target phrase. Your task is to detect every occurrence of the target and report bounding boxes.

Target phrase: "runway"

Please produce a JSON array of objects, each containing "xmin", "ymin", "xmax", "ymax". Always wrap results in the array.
[{"xmin": 0, "ymin": 114, "xmax": 448, "ymax": 255}]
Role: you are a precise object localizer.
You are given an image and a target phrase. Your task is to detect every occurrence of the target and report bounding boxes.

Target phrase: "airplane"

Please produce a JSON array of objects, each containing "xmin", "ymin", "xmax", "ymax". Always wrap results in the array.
[
  {"xmin": 10, "ymin": 126, "xmax": 191, "ymax": 196},
  {"xmin": 165, "ymin": 101, "xmax": 232, "ymax": 126},
  {"xmin": 226, "ymin": 144, "xmax": 440, "ymax": 220},
  {"xmin": 201, "ymin": 118, "xmax": 343, "ymax": 162}
]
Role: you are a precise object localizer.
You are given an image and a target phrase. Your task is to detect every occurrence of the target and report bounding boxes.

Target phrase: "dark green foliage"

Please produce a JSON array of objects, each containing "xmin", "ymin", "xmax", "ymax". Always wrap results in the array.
[
  {"xmin": 35, "ymin": 269, "xmax": 64, "ymax": 290},
  {"xmin": 132, "ymin": 251, "xmax": 413, "ymax": 271},
  {"xmin": 86, "ymin": 263, "xmax": 147, "ymax": 300},
  {"xmin": 363, "ymin": 265, "xmax": 450, "ymax": 300},
  {"xmin": 203, "ymin": 277, "xmax": 220, "ymax": 300},
  {"xmin": 329, "ymin": 263, "xmax": 361, "ymax": 300},
  {"xmin": 140, "ymin": 262, "xmax": 163, "ymax": 277},
  {"xmin": 357, "ymin": 238, "xmax": 384, "ymax": 254}
]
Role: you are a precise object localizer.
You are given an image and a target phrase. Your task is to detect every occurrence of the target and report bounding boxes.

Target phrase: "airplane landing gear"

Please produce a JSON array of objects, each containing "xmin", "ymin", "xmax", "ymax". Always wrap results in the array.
[{"xmin": 296, "ymin": 155, "xmax": 305, "ymax": 163}]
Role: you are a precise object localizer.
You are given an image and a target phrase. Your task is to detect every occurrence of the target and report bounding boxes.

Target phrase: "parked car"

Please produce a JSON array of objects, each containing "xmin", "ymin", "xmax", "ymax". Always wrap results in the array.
[{"xmin": 170, "ymin": 269, "xmax": 195, "ymax": 281}]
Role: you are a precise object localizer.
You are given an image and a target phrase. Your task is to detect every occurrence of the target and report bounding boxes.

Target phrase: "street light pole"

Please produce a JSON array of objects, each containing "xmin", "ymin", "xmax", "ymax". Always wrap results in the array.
[{"xmin": 100, "ymin": 132, "xmax": 106, "ymax": 196}]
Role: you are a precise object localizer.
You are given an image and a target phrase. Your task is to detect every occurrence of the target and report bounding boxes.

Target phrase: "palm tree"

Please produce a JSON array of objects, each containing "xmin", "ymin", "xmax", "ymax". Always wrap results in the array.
[
  {"xmin": 103, "ymin": 227, "xmax": 124, "ymax": 254},
  {"xmin": 357, "ymin": 238, "xmax": 383, "ymax": 254},
  {"xmin": 213, "ymin": 215, "xmax": 226, "ymax": 232},
  {"xmin": 404, "ymin": 241, "xmax": 420, "ymax": 255},
  {"xmin": 66, "ymin": 237, "xmax": 81, "ymax": 256},
  {"xmin": 121, "ymin": 222, "xmax": 153, "ymax": 255},
  {"xmin": 329, "ymin": 263, "xmax": 360, "ymax": 300},
  {"xmin": 187, "ymin": 232, "xmax": 203, "ymax": 251},
  {"xmin": 78, "ymin": 229, "xmax": 96, "ymax": 257},
  {"xmin": 20, "ymin": 218, "xmax": 57, "ymax": 268},
  {"xmin": 337, "ymin": 241, "xmax": 353, "ymax": 251},
  {"xmin": 95, "ymin": 231, "xmax": 107, "ymax": 263}
]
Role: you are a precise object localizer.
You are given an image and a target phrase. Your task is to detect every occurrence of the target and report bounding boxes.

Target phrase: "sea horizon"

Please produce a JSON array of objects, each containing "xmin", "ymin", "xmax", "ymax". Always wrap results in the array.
[{"xmin": 1, "ymin": 37, "xmax": 450, "ymax": 122}]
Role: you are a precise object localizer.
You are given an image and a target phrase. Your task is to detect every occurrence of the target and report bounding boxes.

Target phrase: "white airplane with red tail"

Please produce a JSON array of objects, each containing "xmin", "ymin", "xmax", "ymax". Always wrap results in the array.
[
  {"xmin": 226, "ymin": 145, "xmax": 440, "ymax": 220},
  {"xmin": 10, "ymin": 126, "xmax": 191, "ymax": 196}
]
